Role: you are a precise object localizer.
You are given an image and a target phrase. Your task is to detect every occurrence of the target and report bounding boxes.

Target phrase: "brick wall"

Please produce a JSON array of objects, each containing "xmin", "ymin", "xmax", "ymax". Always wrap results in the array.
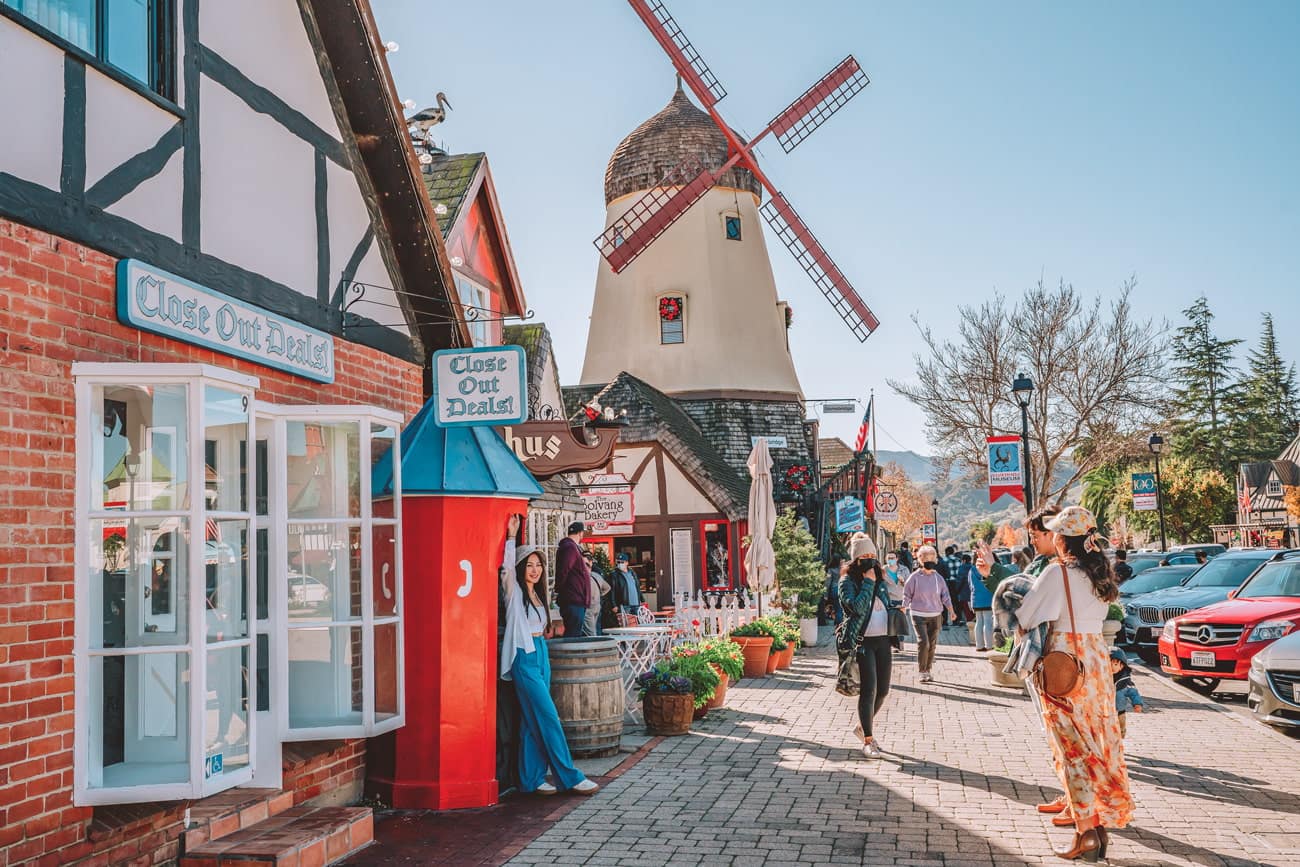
[{"xmin": 0, "ymin": 217, "xmax": 424, "ymax": 865}]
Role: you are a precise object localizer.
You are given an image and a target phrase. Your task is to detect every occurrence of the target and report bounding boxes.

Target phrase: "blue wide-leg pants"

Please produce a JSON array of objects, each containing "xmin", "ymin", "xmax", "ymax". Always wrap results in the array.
[{"xmin": 511, "ymin": 637, "xmax": 587, "ymax": 792}]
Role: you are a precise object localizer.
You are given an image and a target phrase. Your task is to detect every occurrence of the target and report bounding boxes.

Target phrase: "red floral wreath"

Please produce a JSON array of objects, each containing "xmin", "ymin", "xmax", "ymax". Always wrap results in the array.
[
  {"xmin": 784, "ymin": 464, "xmax": 812, "ymax": 492},
  {"xmin": 659, "ymin": 297, "xmax": 682, "ymax": 321}
]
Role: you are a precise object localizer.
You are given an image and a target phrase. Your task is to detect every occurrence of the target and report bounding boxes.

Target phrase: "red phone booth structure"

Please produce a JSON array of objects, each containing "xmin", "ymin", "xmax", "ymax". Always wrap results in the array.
[{"xmin": 368, "ymin": 398, "xmax": 542, "ymax": 809}]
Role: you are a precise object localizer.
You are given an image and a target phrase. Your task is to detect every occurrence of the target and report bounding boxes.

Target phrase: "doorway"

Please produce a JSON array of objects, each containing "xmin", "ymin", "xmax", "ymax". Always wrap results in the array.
[{"xmin": 613, "ymin": 535, "xmax": 658, "ymax": 611}]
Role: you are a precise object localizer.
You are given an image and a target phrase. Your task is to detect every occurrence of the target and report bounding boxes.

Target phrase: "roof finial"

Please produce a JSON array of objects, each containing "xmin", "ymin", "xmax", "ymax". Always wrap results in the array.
[{"xmin": 675, "ymin": 73, "xmax": 683, "ymax": 93}]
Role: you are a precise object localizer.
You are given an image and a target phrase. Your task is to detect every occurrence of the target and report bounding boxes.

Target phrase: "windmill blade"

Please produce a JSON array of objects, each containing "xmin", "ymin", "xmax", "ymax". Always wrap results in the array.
[
  {"xmin": 761, "ymin": 193, "xmax": 879, "ymax": 342},
  {"xmin": 594, "ymin": 155, "xmax": 716, "ymax": 273},
  {"xmin": 766, "ymin": 56, "xmax": 869, "ymax": 154},
  {"xmin": 628, "ymin": 0, "xmax": 727, "ymax": 107}
]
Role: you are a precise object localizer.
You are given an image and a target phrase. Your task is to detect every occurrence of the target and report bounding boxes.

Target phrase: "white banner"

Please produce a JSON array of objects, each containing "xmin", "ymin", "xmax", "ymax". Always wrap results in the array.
[{"xmin": 873, "ymin": 489, "xmax": 899, "ymax": 523}]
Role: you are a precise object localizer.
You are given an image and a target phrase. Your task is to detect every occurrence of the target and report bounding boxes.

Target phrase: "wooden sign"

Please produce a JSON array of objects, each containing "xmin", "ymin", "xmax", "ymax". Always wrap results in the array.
[{"xmin": 500, "ymin": 421, "xmax": 619, "ymax": 479}]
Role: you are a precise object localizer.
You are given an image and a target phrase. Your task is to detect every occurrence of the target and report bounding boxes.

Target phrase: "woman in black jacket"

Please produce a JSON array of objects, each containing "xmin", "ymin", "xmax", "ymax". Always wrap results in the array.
[{"xmin": 838, "ymin": 534, "xmax": 896, "ymax": 759}]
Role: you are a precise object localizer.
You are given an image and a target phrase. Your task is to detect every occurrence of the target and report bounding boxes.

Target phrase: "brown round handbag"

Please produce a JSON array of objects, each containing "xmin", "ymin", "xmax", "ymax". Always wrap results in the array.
[{"xmin": 1034, "ymin": 565, "xmax": 1084, "ymax": 708}]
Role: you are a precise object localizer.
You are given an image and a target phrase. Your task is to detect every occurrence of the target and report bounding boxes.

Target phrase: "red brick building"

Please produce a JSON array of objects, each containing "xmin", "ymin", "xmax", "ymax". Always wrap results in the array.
[{"xmin": 0, "ymin": 1, "xmax": 463, "ymax": 863}]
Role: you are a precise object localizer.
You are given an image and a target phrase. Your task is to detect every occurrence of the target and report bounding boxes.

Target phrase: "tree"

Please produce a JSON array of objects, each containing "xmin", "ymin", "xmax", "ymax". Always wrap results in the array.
[
  {"xmin": 1285, "ymin": 486, "xmax": 1300, "ymax": 524},
  {"xmin": 877, "ymin": 462, "xmax": 934, "ymax": 541},
  {"xmin": 1168, "ymin": 297, "xmax": 1241, "ymax": 470},
  {"xmin": 771, "ymin": 508, "xmax": 825, "ymax": 610},
  {"xmin": 1110, "ymin": 455, "xmax": 1233, "ymax": 544},
  {"xmin": 969, "ymin": 520, "xmax": 996, "ymax": 545},
  {"xmin": 993, "ymin": 522, "xmax": 1022, "ymax": 548},
  {"xmin": 1233, "ymin": 313, "xmax": 1300, "ymax": 462},
  {"xmin": 1081, "ymin": 461, "xmax": 1129, "ymax": 534},
  {"xmin": 889, "ymin": 278, "xmax": 1167, "ymax": 505}
]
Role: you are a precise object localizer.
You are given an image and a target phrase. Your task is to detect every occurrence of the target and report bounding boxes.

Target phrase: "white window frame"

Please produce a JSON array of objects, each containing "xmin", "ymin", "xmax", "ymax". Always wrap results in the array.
[
  {"xmin": 255, "ymin": 403, "xmax": 405, "ymax": 743},
  {"xmin": 454, "ymin": 273, "xmax": 492, "ymax": 347},
  {"xmin": 1267, "ymin": 478, "xmax": 1283, "ymax": 497},
  {"xmin": 657, "ymin": 293, "xmax": 686, "ymax": 346},
  {"xmin": 73, "ymin": 363, "xmax": 259, "ymax": 806}
]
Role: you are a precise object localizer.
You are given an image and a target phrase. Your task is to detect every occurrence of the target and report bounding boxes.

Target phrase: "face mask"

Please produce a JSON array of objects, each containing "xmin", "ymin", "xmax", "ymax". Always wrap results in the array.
[
  {"xmin": 922, "ymin": 560, "xmax": 938, "ymax": 570},
  {"xmin": 886, "ymin": 559, "xmax": 898, "ymax": 569},
  {"xmin": 861, "ymin": 558, "xmax": 877, "ymax": 569}
]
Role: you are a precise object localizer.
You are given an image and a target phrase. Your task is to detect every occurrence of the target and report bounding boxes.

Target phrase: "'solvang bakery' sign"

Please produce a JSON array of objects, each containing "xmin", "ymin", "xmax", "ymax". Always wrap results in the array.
[{"xmin": 500, "ymin": 421, "xmax": 619, "ymax": 478}]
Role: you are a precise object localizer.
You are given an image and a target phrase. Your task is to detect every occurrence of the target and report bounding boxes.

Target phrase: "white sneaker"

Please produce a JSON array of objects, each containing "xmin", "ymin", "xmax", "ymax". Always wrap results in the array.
[
  {"xmin": 853, "ymin": 723, "xmax": 865, "ymax": 743},
  {"xmin": 862, "ymin": 741, "xmax": 882, "ymax": 759},
  {"xmin": 534, "ymin": 782, "xmax": 556, "ymax": 795},
  {"xmin": 571, "ymin": 778, "xmax": 599, "ymax": 795}
]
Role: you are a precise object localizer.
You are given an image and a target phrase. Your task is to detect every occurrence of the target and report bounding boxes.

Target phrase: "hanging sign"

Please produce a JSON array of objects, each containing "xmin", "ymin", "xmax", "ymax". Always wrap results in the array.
[
  {"xmin": 580, "ymin": 472, "xmax": 635, "ymax": 533},
  {"xmin": 987, "ymin": 435, "xmax": 1025, "ymax": 504},
  {"xmin": 501, "ymin": 422, "xmax": 619, "ymax": 478},
  {"xmin": 922, "ymin": 522, "xmax": 936, "ymax": 545},
  {"xmin": 1131, "ymin": 473, "xmax": 1158, "ymax": 512},
  {"xmin": 116, "ymin": 259, "xmax": 335, "ymax": 382},
  {"xmin": 835, "ymin": 496, "xmax": 865, "ymax": 533},
  {"xmin": 750, "ymin": 435, "xmax": 788, "ymax": 449},
  {"xmin": 873, "ymin": 489, "xmax": 899, "ymax": 523},
  {"xmin": 432, "ymin": 345, "xmax": 527, "ymax": 427}
]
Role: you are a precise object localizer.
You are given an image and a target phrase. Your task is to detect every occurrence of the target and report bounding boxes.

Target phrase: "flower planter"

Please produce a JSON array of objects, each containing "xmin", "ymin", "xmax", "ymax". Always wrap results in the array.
[
  {"xmin": 986, "ymin": 651, "xmax": 1024, "ymax": 689},
  {"xmin": 799, "ymin": 618, "xmax": 820, "ymax": 647},
  {"xmin": 1102, "ymin": 620, "xmax": 1122, "ymax": 646},
  {"xmin": 730, "ymin": 635, "xmax": 773, "ymax": 678},
  {"xmin": 776, "ymin": 644, "xmax": 795, "ymax": 670},
  {"xmin": 705, "ymin": 669, "xmax": 729, "ymax": 710},
  {"xmin": 643, "ymin": 692, "xmax": 694, "ymax": 735},
  {"xmin": 692, "ymin": 704, "xmax": 709, "ymax": 720},
  {"xmin": 765, "ymin": 649, "xmax": 781, "ymax": 674}
]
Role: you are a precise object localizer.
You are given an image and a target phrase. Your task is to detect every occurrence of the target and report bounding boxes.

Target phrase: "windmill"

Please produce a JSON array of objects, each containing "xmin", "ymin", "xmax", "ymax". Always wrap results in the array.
[{"xmin": 592, "ymin": 0, "xmax": 879, "ymax": 342}]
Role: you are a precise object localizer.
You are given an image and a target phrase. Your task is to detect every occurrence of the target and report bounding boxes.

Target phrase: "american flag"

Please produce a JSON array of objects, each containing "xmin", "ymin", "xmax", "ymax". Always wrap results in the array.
[{"xmin": 853, "ymin": 397, "xmax": 873, "ymax": 453}]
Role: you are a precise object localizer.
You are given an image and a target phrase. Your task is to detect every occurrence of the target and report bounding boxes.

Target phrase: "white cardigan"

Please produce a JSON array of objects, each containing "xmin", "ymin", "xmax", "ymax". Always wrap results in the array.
[
  {"xmin": 500, "ymin": 539, "xmax": 543, "ymax": 680},
  {"xmin": 1016, "ymin": 563, "xmax": 1109, "ymax": 634}
]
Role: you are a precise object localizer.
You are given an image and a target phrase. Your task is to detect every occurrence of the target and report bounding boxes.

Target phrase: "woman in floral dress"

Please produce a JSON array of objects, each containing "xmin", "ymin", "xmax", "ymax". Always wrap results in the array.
[{"xmin": 1017, "ymin": 506, "xmax": 1133, "ymax": 861}]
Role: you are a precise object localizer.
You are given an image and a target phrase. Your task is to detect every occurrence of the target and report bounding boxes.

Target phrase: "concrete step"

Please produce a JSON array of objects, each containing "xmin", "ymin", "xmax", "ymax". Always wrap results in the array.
[{"xmin": 180, "ymin": 806, "xmax": 372, "ymax": 867}]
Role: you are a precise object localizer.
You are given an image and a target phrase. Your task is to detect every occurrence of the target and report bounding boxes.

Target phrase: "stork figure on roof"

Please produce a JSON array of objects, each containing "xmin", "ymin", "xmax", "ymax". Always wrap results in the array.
[
  {"xmin": 408, "ymin": 92, "xmax": 453, "ymax": 139},
  {"xmin": 592, "ymin": 0, "xmax": 879, "ymax": 342}
]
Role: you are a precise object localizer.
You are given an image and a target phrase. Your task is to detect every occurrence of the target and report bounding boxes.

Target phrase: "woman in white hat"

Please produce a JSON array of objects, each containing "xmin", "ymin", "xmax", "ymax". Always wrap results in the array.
[
  {"xmin": 1016, "ymin": 506, "xmax": 1132, "ymax": 861},
  {"xmin": 501, "ymin": 515, "xmax": 599, "ymax": 796},
  {"xmin": 838, "ymin": 533, "xmax": 896, "ymax": 758}
]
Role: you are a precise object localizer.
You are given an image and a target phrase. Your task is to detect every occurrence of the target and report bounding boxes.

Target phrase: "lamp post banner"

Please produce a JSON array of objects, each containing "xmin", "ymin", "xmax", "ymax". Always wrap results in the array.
[
  {"xmin": 987, "ymin": 435, "xmax": 1025, "ymax": 504},
  {"xmin": 1132, "ymin": 473, "xmax": 1159, "ymax": 511}
]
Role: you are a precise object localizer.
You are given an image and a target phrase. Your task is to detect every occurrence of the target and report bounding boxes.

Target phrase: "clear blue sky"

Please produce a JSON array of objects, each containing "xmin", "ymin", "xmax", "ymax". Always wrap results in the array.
[{"xmin": 376, "ymin": 0, "xmax": 1300, "ymax": 455}]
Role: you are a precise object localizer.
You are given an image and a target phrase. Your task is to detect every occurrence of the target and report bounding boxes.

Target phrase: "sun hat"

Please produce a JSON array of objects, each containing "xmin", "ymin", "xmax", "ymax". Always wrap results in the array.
[
  {"xmin": 1044, "ymin": 505, "xmax": 1097, "ymax": 537},
  {"xmin": 849, "ymin": 533, "xmax": 878, "ymax": 561},
  {"xmin": 515, "ymin": 544, "xmax": 543, "ymax": 567}
]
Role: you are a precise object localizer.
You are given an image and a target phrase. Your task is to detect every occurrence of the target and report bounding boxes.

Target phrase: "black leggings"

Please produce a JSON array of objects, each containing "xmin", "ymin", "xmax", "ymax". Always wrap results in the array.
[{"xmin": 857, "ymin": 635, "xmax": 893, "ymax": 739}]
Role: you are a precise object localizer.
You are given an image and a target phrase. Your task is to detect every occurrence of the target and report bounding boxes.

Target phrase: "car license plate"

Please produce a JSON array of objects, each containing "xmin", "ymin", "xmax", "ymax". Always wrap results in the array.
[{"xmin": 1190, "ymin": 650, "xmax": 1216, "ymax": 668}]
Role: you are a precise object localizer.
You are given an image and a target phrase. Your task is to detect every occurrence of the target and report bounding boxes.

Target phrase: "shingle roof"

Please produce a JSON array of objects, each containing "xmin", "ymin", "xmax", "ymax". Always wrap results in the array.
[
  {"xmin": 503, "ymin": 322, "xmax": 553, "ymax": 416},
  {"xmin": 421, "ymin": 152, "xmax": 484, "ymax": 237},
  {"xmin": 818, "ymin": 437, "xmax": 855, "ymax": 474},
  {"xmin": 676, "ymin": 398, "xmax": 813, "ymax": 476}
]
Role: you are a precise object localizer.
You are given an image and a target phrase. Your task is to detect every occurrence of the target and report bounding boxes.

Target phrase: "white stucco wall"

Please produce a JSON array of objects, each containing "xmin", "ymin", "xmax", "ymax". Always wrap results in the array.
[
  {"xmin": 662, "ymin": 454, "xmax": 715, "ymax": 514},
  {"xmin": 581, "ymin": 187, "xmax": 803, "ymax": 398},
  {"xmin": 106, "ymin": 150, "xmax": 182, "ymax": 241},
  {"xmin": 84, "ymin": 66, "xmax": 179, "ymax": 190},
  {"xmin": 0, "ymin": 24, "xmax": 65, "ymax": 190}
]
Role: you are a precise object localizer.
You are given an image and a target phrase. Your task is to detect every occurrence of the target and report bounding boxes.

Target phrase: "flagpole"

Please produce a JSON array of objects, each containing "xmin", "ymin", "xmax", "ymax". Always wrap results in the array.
[{"xmin": 870, "ymin": 391, "xmax": 876, "ymax": 458}]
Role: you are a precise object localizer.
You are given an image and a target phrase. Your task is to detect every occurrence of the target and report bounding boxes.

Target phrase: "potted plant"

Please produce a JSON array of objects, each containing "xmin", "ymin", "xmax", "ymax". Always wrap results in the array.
[
  {"xmin": 796, "ymin": 600, "xmax": 820, "ymax": 647},
  {"xmin": 730, "ymin": 621, "xmax": 774, "ymax": 678},
  {"xmin": 987, "ymin": 634, "xmax": 1023, "ymax": 689},
  {"xmin": 773, "ymin": 615, "xmax": 798, "ymax": 669},
  {"xmin": 637, "ymin": 661, "xmax": 696, "ymax": 735},
  {"xmin": 1103, "ymin": 603, "xmax": 1125, "ymax": 645},
  {"xmin": 694, "ymin": 636, "xmax": 743, "ymax": 709},
  {"xmin": 669, "ymin": 644, "xmax": 723, "ymax": 719}
]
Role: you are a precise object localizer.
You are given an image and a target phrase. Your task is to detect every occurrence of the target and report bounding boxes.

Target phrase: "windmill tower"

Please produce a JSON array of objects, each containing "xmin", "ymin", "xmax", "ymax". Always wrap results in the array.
[{"xmin": 581, "ymin": 0, "xmax": 877, "ymax": 402}]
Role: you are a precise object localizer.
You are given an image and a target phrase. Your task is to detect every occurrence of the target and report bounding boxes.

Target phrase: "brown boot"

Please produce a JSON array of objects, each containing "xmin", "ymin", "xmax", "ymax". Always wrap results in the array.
[{"xmin": 1053, "ymin": 829, "xmax": 1101, "ymax": 862}]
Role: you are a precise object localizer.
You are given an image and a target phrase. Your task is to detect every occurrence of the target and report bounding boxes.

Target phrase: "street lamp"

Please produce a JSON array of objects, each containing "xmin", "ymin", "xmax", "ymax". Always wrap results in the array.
[
  {"xmin": 931, "ymin": 498, "xmax": 939, "ymax": 548},
  {"xmin": 1148, "ymin": 433, "xmax": 1168, "ymax": 552},
  {"xmin": 1012, "ymin": 372, "xmax": 1034, "ymax": 514}
]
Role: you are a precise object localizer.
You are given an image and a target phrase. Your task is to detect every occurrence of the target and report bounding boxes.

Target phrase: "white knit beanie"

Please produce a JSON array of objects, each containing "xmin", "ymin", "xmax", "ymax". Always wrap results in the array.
[{"xmin": 849, "ymin": 534, "xmax": 878, "ymax": 561}]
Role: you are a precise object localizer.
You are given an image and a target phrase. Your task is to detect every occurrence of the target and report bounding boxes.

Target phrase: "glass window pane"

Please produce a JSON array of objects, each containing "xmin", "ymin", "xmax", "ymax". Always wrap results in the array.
[
  {"xmin": 104, "ymin": 0, "xmax": 149, "ymax": 85},
  {"xmin": 372, "ymin": 524, "xmax": 397, "ymax": 618},
  {"xmin": 204, "ymin": 386, "xmax": 248, "ymax": 514},
  {"xmin": 254, "ymin": 526, "xmax": 269, "ymax": 621},
  {"xmin": 370, "ymin": 422, "xmax": 396, "ymax": 472},
  {"xmin": 286, "ymin": 422, "xmax": 360, "ymax": 518},
  {"xmin": 205, "ymin": 520, "xmax": 248, "ymax": 641},
  {"xmin": 375, "ymin": 622, "xmax": 399, "ymax": 723},
  {"xmin": 254, "ymin": 439, "xmax": 269, "ymax": 517},
  {"xmin": 8, "ymin": 0, "xmax": 96, "ymax": 52},
  {"xmin": 287, "ymin": 626, "xmax": 363, "ymax": 729},
  {"xmin": 287, "ymin": 523, "xmax": 361, "ymax": 621},
  {"xmin": 89, "ymin": 652, "xmax": 190, "ymax": 789},
  {"xmin": 95, "ymin": 383, "xmax": 189, "ymax": 512},
  {"xmin": 91, "ymin": 517, "xmax": 189, "ymax": 648},
  {"xmin": 205, "ymin": 645, "xmax": 250, "ymax": 781},
  {"xmin": 255, "ymin": 633, "xmax": 270, "ymax": 713}
]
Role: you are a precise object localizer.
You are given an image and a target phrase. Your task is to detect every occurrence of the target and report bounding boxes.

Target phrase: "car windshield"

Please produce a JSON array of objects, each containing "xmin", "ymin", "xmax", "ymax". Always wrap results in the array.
[
  {"xmin": 1185, "ymin": 556, "xmax": 1269, "ymax": 588},
  {"xmin": 1127, "ymin": 555, "xmax": 1166, "ymax": 574},
  {"xmin": 1122, "ymin": 568, "xmax": 1193, "ymax": 595},
  {"xmin": 1237, "ymin": 562, "xmax": 1300, "ymax": 599}
]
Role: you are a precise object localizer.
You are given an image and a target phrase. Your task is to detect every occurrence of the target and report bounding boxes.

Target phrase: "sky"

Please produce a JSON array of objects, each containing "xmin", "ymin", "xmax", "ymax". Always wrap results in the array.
[{"xmin": 375, "ymin": 0, "xmax": 1300, "ymax": 455}]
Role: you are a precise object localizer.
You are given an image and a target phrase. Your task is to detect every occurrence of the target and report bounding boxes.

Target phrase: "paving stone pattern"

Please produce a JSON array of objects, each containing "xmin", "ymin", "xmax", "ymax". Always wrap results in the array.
[{"xmin": 505, "ymin": 628, "xmax": 1300, "ymax": 866}]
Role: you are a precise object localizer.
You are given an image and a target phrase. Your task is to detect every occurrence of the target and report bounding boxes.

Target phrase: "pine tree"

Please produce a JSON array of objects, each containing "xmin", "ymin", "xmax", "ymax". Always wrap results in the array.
[
  {"xmin": 1234, "ymin": 313, "xmax": 1300, "ymax": 460},
  {"xmin": 1168, "ymin": 297, "xmax": 1240, "ymax": 469}
]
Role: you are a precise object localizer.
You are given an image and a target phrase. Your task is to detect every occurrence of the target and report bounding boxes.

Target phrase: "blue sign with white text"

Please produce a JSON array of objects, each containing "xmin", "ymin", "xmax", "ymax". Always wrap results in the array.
[{"xmin": 836, "ymin": 496, "xmax": 866, "ymax": 533}]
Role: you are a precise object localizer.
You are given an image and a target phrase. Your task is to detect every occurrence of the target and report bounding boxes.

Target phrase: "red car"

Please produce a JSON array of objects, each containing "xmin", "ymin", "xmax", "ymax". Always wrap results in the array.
[{"xmin": 1159, "ymin": 552, "xmax": 1300, "ymax": 694}]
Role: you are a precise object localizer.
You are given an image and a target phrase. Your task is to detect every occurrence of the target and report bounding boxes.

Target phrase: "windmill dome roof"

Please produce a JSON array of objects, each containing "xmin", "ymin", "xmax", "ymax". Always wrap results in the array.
[{"xmin": 603, "ymin": 83, "xmax": 763, "ymax": 205}]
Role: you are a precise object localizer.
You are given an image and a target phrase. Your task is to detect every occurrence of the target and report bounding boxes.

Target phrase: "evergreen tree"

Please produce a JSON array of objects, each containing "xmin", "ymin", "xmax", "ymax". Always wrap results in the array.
[
  {"xmin": 1168, "ymin": 297, "xmax": 1240, "ymax": 468},
  {"xmin": 1235, "ymin": 313, "xmax": 1300, "ymax": 461}
]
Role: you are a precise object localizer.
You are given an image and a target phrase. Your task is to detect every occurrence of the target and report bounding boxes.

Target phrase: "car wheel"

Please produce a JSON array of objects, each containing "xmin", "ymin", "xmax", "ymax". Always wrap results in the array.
[{"xmin": 1173, "ymin": 675, "xmax": 1220, "ymax": 695}]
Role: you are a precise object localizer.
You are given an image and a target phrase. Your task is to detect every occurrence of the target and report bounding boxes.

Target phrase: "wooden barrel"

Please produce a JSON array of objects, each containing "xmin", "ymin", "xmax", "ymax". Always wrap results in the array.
[{"xmin": 547, "ymin": 637, "xmax": 625, "ymax": 758}]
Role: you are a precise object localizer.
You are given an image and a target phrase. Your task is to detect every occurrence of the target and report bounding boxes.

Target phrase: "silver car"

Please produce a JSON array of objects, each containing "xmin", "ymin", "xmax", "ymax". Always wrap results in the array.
[{"xmin": 1248, "ymin": 628, "xmax": 1300, "ymax": 729}]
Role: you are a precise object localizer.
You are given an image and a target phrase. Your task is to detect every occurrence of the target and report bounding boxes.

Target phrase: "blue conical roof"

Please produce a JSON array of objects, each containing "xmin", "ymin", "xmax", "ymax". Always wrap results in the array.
[{"xmin": 374, "ymin": 397, "xmax": 543, "ymax": 498}]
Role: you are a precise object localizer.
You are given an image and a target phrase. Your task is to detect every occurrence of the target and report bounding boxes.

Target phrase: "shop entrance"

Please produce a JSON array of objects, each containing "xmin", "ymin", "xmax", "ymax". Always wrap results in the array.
[{"xmin": 612, "ymin": 535, "xmax": 658, "ymax": 611}]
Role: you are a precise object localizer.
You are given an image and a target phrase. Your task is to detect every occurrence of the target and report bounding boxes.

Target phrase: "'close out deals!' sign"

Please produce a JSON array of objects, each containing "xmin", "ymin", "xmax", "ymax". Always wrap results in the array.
[{"xmin": 432, "ymin": 346, "xmax": 527, "ymax": 427}]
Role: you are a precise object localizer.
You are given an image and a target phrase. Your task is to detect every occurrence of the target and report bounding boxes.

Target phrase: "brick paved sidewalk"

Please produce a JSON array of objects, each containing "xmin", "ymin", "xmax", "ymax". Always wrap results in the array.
[{"xmin": 505, "ymin": 627, "xmax": 1300, "ymax": 866}]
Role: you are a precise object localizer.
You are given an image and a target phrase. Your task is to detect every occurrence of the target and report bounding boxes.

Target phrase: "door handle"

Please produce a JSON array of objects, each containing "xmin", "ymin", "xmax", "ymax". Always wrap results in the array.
[
  {"xmin": 381, "ymin": 563, "xmax": 393, "ymax": 600},
  {"xmin": 456, "ymin": 560, "xmax": 473, "ymax": 597}
]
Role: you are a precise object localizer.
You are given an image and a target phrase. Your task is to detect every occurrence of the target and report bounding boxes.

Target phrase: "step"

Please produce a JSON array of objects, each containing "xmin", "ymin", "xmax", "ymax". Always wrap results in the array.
[
  {"xmin": 179, "ymin": 806, "xmax": 373, "ymax": 867},
  {"xmin": 181, "ymin": 787, "xmax": 297, "ymax": 851}
]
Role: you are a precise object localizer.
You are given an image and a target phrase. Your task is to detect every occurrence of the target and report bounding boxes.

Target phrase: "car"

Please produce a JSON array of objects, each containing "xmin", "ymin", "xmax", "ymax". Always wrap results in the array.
[
  {"xmin": 1121, "ymin": 565, "xmax": 1200, "ymax": 652},
  {"xmin": 1169, "ymin": 543, "xmax": 1227, "ymax": 558},
  {"xmin": 1159, "ymin": 550, "xmax": 1300, "ymax": 694},
  {"xmin": 1125, "ymin": 552, "xmax": 1198, "ymax": 576},
  {"xmin": 1131, "ymin": 549, "xmax": 1287, "ymax": 677},
  {"xmin": 1248, "ymin": 628, "xmax": 1300, "ymax": 730}
]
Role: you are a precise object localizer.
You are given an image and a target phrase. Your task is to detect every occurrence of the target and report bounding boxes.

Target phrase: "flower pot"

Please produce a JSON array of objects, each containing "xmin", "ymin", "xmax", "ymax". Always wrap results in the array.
[
  {"xmin": 986, "ymin": 651, "xmax": 1023, "ymax": 689},
  {"xmin": 730, "ymin": 635, "xmax": 773, "ymax": 678},
  {"xmin": 692, "ymin": 703, "xmax": 709, "ymax": 720},
  {"xmin": 776, "ymin": 644, "xmax": 795, "ymax": 669},
  {"xmin": 1102, "ymin": 620, "xmax": 1122, "ymax": 646},
  {"xmin": 643, "ymin": 691, "xmax": 694, "ymax": 735},
  {"xmin": 705, "ymin": 669, "xmax": 729, "ymax": 710},
  {"xmin": 799, "ymin": 618, "xmax": 819, "ymax": 647},
  {"xmin": 765, "ymin": 648, "xmax": 781, "ymax": 674}
]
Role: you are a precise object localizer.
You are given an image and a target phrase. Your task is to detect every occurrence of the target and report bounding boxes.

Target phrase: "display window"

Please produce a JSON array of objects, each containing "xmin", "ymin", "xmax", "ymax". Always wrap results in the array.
[
  {"xmin": 74, "ymin": 364, "xmax": 404, "ymax": 806},
  {"xmin": 700, "ymin": 521, "xmax": 733, "ymax": 589}
]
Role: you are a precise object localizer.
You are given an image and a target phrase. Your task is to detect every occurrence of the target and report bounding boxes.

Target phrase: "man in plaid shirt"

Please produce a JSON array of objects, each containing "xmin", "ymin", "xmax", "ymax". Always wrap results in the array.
[{"xmin": 942, "ymin": 546, "xmax": 965, "ymax": 626}]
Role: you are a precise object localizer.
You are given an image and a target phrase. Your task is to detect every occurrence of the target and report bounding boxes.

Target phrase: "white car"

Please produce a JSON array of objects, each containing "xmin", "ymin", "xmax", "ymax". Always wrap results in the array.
[{"xmin": 1248, "ymin": 628, "xmax": 1300, "ymax": 730}]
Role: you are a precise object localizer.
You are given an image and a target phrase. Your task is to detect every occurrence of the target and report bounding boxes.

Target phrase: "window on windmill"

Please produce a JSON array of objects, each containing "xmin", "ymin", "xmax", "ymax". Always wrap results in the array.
[
  {"xmin": 659, "ymin": 296, "xmax": 684, "ymax": 345},
  {"xmin": 724, "ymin": 215, "xmax": 742, "ymax": 241}
]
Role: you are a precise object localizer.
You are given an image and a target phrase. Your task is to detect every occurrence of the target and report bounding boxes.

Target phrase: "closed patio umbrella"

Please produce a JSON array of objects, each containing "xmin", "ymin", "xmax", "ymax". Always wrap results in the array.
[{"xmin": 745, "ymin": 438, "xmax": 777, "ymax": 616}]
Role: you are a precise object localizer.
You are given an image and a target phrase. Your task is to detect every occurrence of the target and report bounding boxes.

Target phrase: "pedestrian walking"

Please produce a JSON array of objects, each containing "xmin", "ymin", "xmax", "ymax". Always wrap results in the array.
[
  {"xmin": 884, "ymin": 550, "xmax": 910, "ymax": 649},
  {"xmin": 1016, "ymin": 506, "xmax": 1133, "ymax": 861},
  {"xmin": 968, "ymin": 542, "xmax": 997, "ymax": 651},
  {"xmin": 1111, "ymin": 648, "xmax": 1144, "ymax": 738},
  {"xmin": 554, "ymin": 522, "xmax": 592, "ymax": 638},
  {"xmin": 610, "ymin": 552, "xmax": 641, "ymax": 621},
  {"xmin": 838, "ymin": 534, "xmax": 897, "ymax": 758},
  {"xmin": 500, "ymin": 515, "xmax": 599, "ymax": 796},
  {"xmin": 583, "ymin": 550, "xmax": 611, "ymax": 637},
  {"xmin": 896, "ymin": 541, "xmax": 916, "ymax": 572},
  {"xmin": 903, "ymin": 545, "xmax": 955, "ymax": 682}
]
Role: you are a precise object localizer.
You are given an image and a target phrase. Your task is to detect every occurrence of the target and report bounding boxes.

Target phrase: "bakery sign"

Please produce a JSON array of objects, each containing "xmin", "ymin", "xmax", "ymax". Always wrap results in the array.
[
  {"xmin": 500, "ymin": 421, "xmax": 619, "ymax": 479},
  {"xmin": 580, "ymin": 473, "xmax": 635, "ymax": 533}
]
